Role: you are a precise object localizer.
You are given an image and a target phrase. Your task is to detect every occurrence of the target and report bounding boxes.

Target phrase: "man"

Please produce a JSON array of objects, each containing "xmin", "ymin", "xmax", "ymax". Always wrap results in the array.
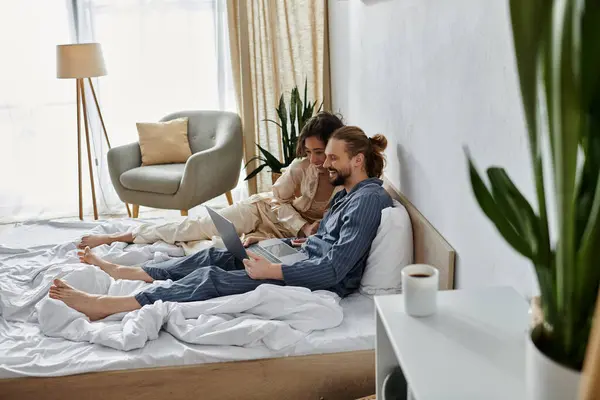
[{"xmin": 49, "ymin": 126, "xmax": 392, "ymax": 321}]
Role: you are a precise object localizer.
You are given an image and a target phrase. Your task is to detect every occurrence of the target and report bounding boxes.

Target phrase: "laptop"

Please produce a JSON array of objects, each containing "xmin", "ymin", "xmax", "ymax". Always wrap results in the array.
[{"xmin": 205, "ymin": 206, "xmax": 308, "ymax": 264}]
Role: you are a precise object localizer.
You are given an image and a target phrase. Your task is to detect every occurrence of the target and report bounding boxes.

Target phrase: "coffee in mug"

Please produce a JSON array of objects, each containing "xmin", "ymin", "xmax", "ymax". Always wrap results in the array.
[
  {"xmin": 409, "ymin": 273, "xmax": 431, "ymax": 278},
  {"xmin": 401, "ymin": 264, "xmax": 439, "ymax": 317}
]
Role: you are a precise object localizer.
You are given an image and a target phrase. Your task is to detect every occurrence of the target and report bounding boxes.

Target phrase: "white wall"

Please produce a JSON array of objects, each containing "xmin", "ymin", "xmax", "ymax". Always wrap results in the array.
[{"xmin": 329, "ymin": 0, "xmax": 538, "ymax": 297}]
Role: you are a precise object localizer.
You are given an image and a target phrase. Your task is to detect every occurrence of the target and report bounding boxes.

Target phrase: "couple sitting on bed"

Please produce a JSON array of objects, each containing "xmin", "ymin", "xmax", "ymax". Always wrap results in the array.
[{"xmin": 49, "ymin": 112, "xmax": 393, "ymax": 321}]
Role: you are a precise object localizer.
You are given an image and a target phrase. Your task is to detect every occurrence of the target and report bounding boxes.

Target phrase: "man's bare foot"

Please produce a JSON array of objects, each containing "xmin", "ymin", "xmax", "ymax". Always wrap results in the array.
[
  {"xmin": 49, "ymin": 279, "xmax": 109, "ymax": 321},
  {"xmin": 78, "ymin": 246, "xmax": 118, "ymax": 278},
  {"xmin": 77, "ymin": 234, "xmax": 113, "ymax": 249}
]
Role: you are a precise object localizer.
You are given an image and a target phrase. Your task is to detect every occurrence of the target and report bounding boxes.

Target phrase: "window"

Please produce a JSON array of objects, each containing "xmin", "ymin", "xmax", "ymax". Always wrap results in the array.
[{"xmin": 0, "ymin": 0, "xmax": 238, "ymax": 223}]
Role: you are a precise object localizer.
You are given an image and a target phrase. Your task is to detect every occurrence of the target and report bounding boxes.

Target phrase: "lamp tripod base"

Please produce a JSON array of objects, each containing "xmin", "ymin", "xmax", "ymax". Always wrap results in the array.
[{"xmin": 75, "ymin": 78, "xmax": 131, "ymax": 220}]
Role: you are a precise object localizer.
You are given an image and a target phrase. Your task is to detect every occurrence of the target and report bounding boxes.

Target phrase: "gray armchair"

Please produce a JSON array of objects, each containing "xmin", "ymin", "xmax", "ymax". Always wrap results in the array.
[{"xmin": 108, "ymin": 111, "xmax": 242, "ymax": 217}]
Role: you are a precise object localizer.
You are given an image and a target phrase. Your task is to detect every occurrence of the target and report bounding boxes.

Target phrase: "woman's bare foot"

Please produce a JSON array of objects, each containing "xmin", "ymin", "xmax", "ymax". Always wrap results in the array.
[
  {"xmin": 77, "ymin": 232, "xmax": 134, "ymax": 249},
  {"xmin": 49, "ymin": 279, "xmax": 109, "ymax": 321},
  {"xmin": 78, "ymin": 246, "xmax": 102, "ymax": 266},
  {"xmin": 78, "ymin": 246, "xmax": 118, "ymax": 277},
  {"xmin": 77, "ymin": 234, "xmax": 113, "ymax": 249}
]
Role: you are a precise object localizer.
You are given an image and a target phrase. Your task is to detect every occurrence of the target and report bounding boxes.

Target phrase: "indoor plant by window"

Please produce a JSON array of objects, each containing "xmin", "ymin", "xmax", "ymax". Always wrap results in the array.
[
  {"xmin": 244, "ymin": 80, "xmax": 322, "ymax": 184},
  {"xmin": 467, "ymin": 1, "xmax": 600, "ymax": 399}
]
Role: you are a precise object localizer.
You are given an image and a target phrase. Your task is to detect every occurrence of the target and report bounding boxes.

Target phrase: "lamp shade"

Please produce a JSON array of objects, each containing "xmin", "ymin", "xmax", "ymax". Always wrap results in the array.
[{"xmin": 56, "ymin": 43, "xmax": 107, "ymax": 79}]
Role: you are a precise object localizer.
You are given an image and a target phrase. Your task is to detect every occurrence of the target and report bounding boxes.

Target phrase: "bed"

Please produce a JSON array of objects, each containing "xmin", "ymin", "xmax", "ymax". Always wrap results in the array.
[{"xmin": 0, "ymin": 178, "xmax": 455, "ymax": 400}]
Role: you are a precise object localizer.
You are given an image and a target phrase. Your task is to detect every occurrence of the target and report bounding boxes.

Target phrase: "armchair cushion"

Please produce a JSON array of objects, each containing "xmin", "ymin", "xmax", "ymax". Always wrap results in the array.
[
  {"xmin": 136, "ymin": 117, "xmax": 192, "ymax": 166},
  {"xmin": 120, "ymin": 164, "xmax": 186, "ymax": 195}
]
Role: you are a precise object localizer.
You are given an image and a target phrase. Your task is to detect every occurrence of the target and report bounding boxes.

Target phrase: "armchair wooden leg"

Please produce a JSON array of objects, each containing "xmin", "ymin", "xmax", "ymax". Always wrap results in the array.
[
  {"xmin": 225, "ymin": 191, "xmax": 233, "ymax": 206},
  {"xmin": 132, "ymin": 205, "xmax": 139, "ymax": 218},
  {"xmin": 125, "ymin": 203, "xmax": 132, "ymax": 218},
  {"xmin": 181, "ymin": 210, "xmax": 188, "ymax": 217}
]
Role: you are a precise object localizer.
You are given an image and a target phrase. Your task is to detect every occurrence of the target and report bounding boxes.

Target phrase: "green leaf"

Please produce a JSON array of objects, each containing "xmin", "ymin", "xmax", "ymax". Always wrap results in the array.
[
  {"xmin": 575, "ymin": 117, "xmax": 600, "ymax": 252},
  {"xmin": 301, "ymin": 101, "xmax": 311, "ymax": 123},
  {"xmin": 541, "ymin": 7, "xmax": 555, "ymax": 164},
  {"xmin": 510, "ymin": 0, "xmax": 553, "ymax": 273},
  {"xmin": 576, "ymin": 0, "xmax": 600, "ymax": 250},
  {"xmin": 256, "ymin": 143, "xmax": 284, "ymax": 171},
  {"xmin": 304, "ymin": 97, "xmax": 316, "ymax": 126},
  {"xmin": 467, "ymin": 155, "xmax": 533, "ymax": 260},
  {"xmin": 263, "ymin": 118, "xmax": 282, "ymax": 129},
  {"xmin": 552, "ymin": 1, "xmax": 582, "ymax": 349},
  {"xmin": 577, "ymin": 168, "xmax": 600, "ymax": 275},
  {"xmin": 244, "ymin": 163, "xmax": 267, "ymax": 181},
  {"xmin": 296, "ymin": 90, "xmax": 304, "ymax": 134},
  {"xmin": 277, "ymin": 94, "xmax": 289, "ymax": 164},
  {"xmin": 509, "ymin": 0, "xmax": 552, "ymax": 152},
  {"xmin": 277, "ymin": 93, "xmax": 288, "ymax": 130},
  {"xmin": 243, "ymin": 155, "xmax": 267, "ymax": 169},
  {"xmin": 580, "ymin": 1, "xmax": 600, "ymax": 110},
  {"xmin": 289, "ymin": 89, "xmax": 298, "ymax": 165},
  {"xmin": 303, "ymin": 77, "xmax": 308, "ymax": 109},
  {"xmin": 487, "ymin": 167, "xmax": 542, "ymax": 264}
]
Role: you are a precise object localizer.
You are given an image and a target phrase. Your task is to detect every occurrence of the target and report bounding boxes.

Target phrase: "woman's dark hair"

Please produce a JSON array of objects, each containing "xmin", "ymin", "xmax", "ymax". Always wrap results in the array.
[
  {"xmin": 296, "ymin": 111, "xmax": 344, "ymax": 157},
  {"xmin": 331, "ymin": 126, "xmax": 388, "ymax": 178}
]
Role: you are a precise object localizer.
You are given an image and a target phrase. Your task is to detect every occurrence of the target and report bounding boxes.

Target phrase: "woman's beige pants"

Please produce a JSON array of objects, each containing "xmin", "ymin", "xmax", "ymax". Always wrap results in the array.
[{"xmin": 132, "ymin": 198, "xmax": 292, "ymax": 244}]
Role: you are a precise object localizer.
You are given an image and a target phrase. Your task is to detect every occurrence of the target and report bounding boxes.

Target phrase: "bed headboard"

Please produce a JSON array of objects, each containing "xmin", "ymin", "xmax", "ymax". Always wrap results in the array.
[{"xmin": 383, "ymin": 177, "xmax": 456, "ymax": 290}]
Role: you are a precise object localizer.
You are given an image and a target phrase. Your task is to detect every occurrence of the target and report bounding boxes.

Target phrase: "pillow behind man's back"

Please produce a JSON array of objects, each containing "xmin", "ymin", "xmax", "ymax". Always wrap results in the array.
[{"xmin": 360, "ymin": 200, "xmax": 413, "ymax": 295}]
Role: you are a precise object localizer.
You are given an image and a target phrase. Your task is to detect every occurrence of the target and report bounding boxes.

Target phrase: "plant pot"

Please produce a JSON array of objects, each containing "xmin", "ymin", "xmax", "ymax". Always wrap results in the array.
[
  {"xmin": 271, "ymin": 171, "xmax": 283, "ymax": 185},
  {"xmin": 271, "ymin": 168, "xmax": 285, "ymax": 184},
  {"xmin": 526, "ymin": 329, "xmax": 581, "ymax": 400}
]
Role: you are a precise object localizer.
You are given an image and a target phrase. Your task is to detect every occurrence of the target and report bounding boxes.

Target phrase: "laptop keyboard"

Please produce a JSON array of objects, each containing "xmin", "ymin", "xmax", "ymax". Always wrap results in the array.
[{"xmin": 248, "ymin": 245, "xmax": 280, "ymax": 263}]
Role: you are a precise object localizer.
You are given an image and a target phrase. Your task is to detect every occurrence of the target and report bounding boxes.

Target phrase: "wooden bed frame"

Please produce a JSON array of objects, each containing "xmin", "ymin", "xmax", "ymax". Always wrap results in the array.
[{"xmin": 0, "ymin": 178, "xmax": 456, "ymax": 400}]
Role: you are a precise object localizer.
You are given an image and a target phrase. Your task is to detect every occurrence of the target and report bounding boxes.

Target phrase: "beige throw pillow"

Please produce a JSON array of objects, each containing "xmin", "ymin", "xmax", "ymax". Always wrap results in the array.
[{"xmin": 136, "ymin": 117, "xmax": 193, "ymax": 166}]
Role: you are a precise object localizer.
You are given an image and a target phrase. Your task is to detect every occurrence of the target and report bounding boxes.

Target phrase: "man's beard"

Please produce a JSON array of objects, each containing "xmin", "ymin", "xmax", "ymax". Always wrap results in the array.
[{"xmin": 328, "ymin": 167, "xmax": 351, "ymax": 186}]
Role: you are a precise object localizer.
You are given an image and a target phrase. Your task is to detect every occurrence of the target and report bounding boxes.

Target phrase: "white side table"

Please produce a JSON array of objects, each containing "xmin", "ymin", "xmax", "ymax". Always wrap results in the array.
[{"xmin": 375, "ymin": 286, "xmax": 529, "ymax": 400}]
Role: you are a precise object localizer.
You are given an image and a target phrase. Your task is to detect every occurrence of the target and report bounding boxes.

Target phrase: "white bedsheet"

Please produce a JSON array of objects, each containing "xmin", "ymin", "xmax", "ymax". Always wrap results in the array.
[
  {"xmin": 37, "ymin": 270, "xmax": 343, "ymax": 352},
  {"xmin": 0, "ymin": 219, "xmax": 375, "ymax": 378}
]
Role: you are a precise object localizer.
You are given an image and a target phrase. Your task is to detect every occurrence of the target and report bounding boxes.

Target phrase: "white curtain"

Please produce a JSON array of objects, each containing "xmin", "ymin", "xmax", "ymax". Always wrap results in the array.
[
  {"xmin": 0, "ymin": 0, "xmax": 241, "ymax": 224},
  {"xmin": 227, "ymin": 0, "xmax": 330, "ymax": 194}
]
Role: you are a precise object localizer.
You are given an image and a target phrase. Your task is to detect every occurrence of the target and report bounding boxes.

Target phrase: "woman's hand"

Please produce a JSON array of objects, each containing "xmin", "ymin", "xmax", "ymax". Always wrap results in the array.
[
  {"xmin": 300, "ymin": 221, "xmax": 319, "ymax": 237},
  {"xmin": 291, "ymin": 238, "xmax": 307, "ymax": 247},
  {"xmin": 243, "ymin": 236, "xmax": 260, "ymax": 248}
]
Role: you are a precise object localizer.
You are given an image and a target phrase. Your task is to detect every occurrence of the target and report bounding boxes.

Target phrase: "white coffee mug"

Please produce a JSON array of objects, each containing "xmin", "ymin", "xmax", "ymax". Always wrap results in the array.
[{"xmin": 401, "ymin": 264, "xmax": 439, "ymax": 317}]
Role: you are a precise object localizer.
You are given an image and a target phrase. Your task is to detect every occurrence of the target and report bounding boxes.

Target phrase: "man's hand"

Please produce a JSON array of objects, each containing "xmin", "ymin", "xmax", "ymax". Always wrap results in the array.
[{"xmin": 243, "ymin": 251, "xmax": 283, "ymax": 280}]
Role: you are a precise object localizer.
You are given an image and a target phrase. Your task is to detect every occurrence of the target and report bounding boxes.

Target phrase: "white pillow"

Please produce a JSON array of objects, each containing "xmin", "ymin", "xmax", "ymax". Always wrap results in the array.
[{"xmin": 360, "ymin": 200, "xmax": 413, "ymax": 295}]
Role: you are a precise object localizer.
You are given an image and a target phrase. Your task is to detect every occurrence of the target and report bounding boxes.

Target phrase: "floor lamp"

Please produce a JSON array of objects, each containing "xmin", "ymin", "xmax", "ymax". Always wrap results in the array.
[{"xmin": 56, "ymin": 43, "xmax": 131, "ymax": 220}]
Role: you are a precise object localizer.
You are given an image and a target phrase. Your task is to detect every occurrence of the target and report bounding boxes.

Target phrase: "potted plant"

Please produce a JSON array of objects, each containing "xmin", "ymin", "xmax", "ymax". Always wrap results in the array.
[
  {"xmin": 244, "ymin": 79, "xmax": 322, "ymax": 185},
  {"xmin": 467, "ymin": 1, "xmax": 600, "ymax": 399}
]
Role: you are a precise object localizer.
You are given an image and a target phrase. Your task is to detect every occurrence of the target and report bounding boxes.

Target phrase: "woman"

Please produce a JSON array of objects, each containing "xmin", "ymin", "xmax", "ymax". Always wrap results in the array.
[{"xmin": 77, "ymin": 112, "xmax": 344, "ymax": 253}]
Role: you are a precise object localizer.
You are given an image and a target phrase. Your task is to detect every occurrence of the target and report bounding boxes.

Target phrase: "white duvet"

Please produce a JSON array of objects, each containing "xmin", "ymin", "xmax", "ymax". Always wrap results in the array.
[{"xmin": 0, "ymin": 219, "xmax": 343, "ymax": 352}]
